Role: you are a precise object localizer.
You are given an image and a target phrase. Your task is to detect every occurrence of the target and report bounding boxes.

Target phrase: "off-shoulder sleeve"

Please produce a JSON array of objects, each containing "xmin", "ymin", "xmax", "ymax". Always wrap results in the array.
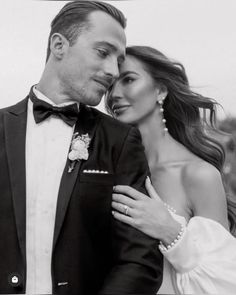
[{"xmin": 161, "ymin": 216, "xmax": 236, "ymax": 294}]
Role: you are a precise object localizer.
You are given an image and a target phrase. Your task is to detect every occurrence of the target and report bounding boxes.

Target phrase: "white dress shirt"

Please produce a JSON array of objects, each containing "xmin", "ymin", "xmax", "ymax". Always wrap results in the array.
[{"xmin": 25, "ymin": 87, "xmax": 76, "ymax": 294}]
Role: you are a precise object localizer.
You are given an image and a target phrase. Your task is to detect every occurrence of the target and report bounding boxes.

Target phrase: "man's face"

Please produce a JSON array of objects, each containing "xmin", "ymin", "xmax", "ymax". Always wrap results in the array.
[{"xmin": 59, "ymin": 11, "xmax": 126, "ymax": 106}]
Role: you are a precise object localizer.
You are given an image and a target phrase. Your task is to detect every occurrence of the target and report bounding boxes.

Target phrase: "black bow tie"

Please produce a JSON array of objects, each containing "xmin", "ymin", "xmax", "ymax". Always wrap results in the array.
[{"xmin": 31, "ymin": 96, "xmax": 79, "ymax": 127}]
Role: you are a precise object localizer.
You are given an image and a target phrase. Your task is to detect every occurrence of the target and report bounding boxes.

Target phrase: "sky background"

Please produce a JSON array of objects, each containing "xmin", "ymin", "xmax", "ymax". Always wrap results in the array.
[{"xmin": 0, "ymin": 0, "xmax": 236, "ymax": 119}]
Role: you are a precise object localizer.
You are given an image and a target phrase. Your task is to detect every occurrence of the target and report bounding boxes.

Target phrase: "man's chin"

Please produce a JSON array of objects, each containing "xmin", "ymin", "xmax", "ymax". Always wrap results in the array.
[{"xmin": 83, "ymin": 95, "xmax": 103, "ymax": 107}]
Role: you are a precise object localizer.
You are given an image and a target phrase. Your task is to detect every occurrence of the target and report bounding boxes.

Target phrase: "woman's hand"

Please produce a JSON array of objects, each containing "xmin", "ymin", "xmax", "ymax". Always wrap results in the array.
[{"xmin": 112, "ymin": 177, "xmax": 181, "ymax": 244}]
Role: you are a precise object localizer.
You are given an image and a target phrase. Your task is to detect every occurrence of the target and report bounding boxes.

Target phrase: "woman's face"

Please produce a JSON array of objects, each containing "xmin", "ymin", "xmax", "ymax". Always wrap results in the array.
[{"xmin": 108, "ymin": 55, "xmax": 159, "ymax": 124}]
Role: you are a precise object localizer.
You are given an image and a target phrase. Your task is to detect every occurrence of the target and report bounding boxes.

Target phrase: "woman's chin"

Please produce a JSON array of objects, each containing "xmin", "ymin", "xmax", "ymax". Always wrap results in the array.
[{"xmin": 116, "ymin": 115, "xmax": 136, "ymax": 125}]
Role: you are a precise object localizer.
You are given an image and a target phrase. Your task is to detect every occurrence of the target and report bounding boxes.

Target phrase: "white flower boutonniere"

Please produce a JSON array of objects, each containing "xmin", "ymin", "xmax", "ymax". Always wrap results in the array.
[{"xmin": 68, "ymin": 132, "xmax": 91, "ymax": 173}]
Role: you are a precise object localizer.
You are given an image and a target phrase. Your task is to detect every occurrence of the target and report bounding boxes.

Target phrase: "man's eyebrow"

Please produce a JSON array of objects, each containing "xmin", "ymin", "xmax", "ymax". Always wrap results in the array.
[{"xmin": 95, "ymin": 41, "xmax": 117, "ymax": 51}]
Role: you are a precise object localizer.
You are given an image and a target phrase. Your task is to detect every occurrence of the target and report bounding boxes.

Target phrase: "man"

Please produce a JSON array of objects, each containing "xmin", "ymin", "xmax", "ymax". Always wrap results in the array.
[{"xmin": 0, "ymin": 1, "xmax": 163, "ymax": 294}]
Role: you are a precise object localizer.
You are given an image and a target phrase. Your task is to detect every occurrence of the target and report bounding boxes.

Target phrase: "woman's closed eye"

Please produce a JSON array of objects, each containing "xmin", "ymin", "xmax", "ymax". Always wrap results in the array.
[{"xmin": 123, "ymin": 76, "xmax": 135, "ymax": 84}]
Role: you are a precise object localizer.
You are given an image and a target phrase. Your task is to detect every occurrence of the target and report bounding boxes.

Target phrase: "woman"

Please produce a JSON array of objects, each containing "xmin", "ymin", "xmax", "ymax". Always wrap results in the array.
[{"xmin": 106, "ymin": 46, "xmax": 236, "ymax": 294}]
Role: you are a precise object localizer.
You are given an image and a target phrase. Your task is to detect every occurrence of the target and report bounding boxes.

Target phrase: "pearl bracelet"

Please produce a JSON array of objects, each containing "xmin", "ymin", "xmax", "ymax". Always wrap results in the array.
[
  {"xmin": 163, "ymin": 202, "xmax": 176, "ymax": 214},
  {"xmin": 159, "ymin": 223, "xmax": 185, "ymax": 252}
]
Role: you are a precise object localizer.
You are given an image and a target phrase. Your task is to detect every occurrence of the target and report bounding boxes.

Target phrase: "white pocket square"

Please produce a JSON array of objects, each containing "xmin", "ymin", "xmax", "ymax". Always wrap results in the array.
[{"xmin": 83, "ymin": 169, "xmax": 109, "ymax": 174}]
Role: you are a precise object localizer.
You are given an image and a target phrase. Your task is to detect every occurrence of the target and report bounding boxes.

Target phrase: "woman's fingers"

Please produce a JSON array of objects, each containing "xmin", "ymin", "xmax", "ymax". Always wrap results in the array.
[
  {"xmin": 112, "ymin": 193, "xmax": 136, "ymax": 208},
  {"xmin": 112, "ymin": 201, "xmax": 134, "ymax": 217},
  {"xmin": 145, "ymin": 177, "xmax": 162, "ymax": 201},
  {"xmin": 113, "ymin": 185, "xmax": 145, "ymax": 200},
  {"xmin": 113, "ymin": 181, "xmax": 162, "ymax": 202},
  {"xmin": 112, "ymin": 210, "xmax": 135, "ymax": 227}
]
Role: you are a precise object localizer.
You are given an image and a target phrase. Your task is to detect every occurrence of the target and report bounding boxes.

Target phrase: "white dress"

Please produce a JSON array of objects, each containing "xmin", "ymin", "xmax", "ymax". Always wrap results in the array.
[{"xmin": 157, "ymin": 213, "xmax": 236, "ymax": 294}]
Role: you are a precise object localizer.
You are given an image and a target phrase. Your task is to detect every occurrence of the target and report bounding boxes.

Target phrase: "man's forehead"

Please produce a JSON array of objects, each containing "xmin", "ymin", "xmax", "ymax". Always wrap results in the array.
[{"xmin": 82, "ymin": 10, "xmax": 126, "ymax": 55}]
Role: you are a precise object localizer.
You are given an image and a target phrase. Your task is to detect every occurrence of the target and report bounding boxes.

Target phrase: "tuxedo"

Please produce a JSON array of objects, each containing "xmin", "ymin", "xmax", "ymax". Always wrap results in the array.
[{"xmin": 0, "ymin": 88, "xmax": 163, "ymax": 294}]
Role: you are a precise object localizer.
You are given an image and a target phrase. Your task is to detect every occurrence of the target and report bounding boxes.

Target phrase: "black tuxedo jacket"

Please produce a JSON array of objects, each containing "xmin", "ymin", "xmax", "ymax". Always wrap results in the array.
[{"xmin": 0, "ymin": 89, "xmax": 163, "ymax": 294}]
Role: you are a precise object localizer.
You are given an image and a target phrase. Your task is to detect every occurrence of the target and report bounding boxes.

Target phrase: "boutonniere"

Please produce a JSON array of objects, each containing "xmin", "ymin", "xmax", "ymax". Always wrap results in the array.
[{"xmin": 68, "ymin": 132, "xmax": 91, "ymax": 173}]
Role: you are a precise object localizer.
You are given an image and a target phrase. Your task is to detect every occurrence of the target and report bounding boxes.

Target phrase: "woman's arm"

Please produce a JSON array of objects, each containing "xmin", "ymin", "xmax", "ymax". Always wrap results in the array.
[
  {"xmin": 112, "ymin": 162, "xmax": 236, "ymax": 294},
  {"xmin": 112, "ymin": 161, "xmax": 229, "ymax": 243},
  {"xmin": 112, "ymin": 177, "xmax": 182, "ymax": 245}
]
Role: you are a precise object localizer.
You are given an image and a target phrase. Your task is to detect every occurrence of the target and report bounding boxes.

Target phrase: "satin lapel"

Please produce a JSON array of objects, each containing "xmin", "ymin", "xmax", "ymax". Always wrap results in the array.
[
  {"xmin": 4, "ymin": 98, "xmax": 28, "ymax": 262},
  {"xmin": 53, "ymin": 105, "xmax": 101, "ymax": 249}
]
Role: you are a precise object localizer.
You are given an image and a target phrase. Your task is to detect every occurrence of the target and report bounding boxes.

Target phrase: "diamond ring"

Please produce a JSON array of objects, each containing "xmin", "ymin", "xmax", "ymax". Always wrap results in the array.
[{"xmin": 124, "ymin": 205, "xmax": 129, "ymax": 215}]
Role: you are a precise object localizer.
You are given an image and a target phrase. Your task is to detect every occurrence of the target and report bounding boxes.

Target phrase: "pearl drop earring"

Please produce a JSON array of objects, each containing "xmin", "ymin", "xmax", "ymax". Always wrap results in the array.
[{"xmin": 158, "ymin": 99, "xmax": 168, "ymax": 133}]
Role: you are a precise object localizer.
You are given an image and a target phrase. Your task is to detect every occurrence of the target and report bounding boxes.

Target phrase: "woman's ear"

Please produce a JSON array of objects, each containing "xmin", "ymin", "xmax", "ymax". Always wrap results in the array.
[
  {"xmin": 156, "ymin": 85, "xmax": 168, "ymax": 104},
  {"xmin": 50, "ymin": 33, "xmax": 69, "ymax": 60}
]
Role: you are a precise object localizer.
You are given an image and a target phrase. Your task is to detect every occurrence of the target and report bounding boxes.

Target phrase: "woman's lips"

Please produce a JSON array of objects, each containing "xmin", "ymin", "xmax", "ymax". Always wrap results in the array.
[{"xmin": 112, "ymin": 104, "xmax": 130, "ymax": 115}]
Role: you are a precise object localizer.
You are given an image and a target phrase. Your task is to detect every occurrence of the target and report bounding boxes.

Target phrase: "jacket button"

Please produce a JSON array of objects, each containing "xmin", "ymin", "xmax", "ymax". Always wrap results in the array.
[
  {"xmin": 8, "ymin": 273, "xmax": 22, "ymax": 288},
  {"xmin": 12, "ymin": 276, "xmax": 18, "ymax": 284}
]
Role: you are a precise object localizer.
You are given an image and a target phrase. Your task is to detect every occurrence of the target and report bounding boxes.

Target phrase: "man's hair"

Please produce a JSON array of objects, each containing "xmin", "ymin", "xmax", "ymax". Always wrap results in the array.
[{"xmin": 46, "ymin": 0, "xmax": 126, "ymax": 62}]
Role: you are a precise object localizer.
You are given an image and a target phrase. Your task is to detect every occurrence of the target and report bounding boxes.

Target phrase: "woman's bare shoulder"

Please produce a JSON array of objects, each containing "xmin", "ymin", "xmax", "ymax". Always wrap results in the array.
[
  {"xmin": 182, "ymin": 160, "xmax": 222, "ymax": 187},
  {"xmin": 181, "ymin": 160, "xmax": 228, "ymax": 227}
]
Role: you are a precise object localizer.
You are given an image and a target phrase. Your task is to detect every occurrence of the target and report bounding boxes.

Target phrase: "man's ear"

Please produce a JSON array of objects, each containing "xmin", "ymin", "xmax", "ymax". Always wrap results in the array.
[{"xmin": 50, "ymin": 33, "xmax": 69, "ymax": 60}]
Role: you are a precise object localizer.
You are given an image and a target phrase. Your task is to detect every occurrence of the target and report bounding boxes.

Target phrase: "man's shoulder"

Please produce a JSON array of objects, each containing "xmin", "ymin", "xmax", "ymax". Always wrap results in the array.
[
  {"xmin": 0, "ymin": 97, "xmax": 28, "ymax": 116},
  {"xmin": 89, "ymin": 107, "xmax": 133, "ymax": 134},
  {"xmin": 0, "ymin": 105, "xmax": 14, "ymax": 114}
]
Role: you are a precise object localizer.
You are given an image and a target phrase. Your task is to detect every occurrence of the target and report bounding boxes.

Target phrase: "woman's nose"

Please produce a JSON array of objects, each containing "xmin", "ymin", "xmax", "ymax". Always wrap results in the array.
[{"xmin": 110, "ymin": 82, "xmax": 123, "ymax": 100}]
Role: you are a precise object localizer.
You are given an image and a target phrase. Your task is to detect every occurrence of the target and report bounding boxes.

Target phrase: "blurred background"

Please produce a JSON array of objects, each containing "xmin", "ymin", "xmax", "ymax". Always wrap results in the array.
[{"xmin": 0, "ymin": 0, "xmax": 235, "ymax": 198}]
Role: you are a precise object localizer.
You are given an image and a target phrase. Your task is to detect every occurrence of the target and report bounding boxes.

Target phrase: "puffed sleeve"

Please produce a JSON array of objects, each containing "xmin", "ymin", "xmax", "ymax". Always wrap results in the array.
[{"xmin": 161, "ymin": 215, "xmax": 236, "ymax": 294}]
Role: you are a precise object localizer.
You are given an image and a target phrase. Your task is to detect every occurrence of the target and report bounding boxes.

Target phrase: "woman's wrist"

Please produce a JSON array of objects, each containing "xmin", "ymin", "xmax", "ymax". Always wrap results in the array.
[{"xmin": 159, "ymin": 221, "xmax": 185, "ymax": 251}]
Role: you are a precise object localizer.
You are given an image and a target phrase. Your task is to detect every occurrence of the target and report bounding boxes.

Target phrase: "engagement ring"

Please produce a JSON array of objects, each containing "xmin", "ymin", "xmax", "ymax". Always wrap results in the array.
[{"xmin": 124, "ymin": 205, "xmax": 129, "ymax": 215}]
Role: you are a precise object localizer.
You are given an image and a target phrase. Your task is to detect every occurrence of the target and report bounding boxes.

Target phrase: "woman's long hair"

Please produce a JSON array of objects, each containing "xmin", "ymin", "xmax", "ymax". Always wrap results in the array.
[
  {"xmin": 227, "ymin": 197, "xmax": 236, "ymax": 236},
  {"xmin": 106, "ymin": 45, "xmax": 236, "ymax": 234}
]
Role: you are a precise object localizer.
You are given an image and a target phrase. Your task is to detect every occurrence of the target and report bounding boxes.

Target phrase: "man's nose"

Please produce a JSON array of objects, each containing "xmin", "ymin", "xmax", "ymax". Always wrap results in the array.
[{"xmin": 104, "ymin": 59, "xmax": 119, "ymax": 80}]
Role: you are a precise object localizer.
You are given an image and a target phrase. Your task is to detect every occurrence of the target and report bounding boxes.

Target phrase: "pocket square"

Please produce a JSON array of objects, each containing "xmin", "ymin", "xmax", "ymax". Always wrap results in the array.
[{"xmin": 83, "ymin": 169, "xmax": 109, "ymax": 174}]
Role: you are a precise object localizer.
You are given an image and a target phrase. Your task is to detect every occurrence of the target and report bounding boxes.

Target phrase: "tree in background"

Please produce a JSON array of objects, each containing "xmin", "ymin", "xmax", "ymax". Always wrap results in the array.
[
  {"xmin": 217, "ymin": 117, "xmax": 236, "ymax": 234},
  {"xmin": 218, "ymin": 117, "xmax": 236, "ymax": 198}
]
